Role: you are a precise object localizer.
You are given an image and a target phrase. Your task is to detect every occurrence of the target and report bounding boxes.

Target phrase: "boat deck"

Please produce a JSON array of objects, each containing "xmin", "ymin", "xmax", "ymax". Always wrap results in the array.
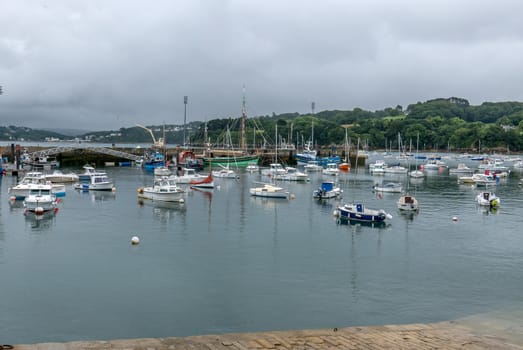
[{"xmin": 12, "ymin": 316, "xmax": 523, "ymax": 349}]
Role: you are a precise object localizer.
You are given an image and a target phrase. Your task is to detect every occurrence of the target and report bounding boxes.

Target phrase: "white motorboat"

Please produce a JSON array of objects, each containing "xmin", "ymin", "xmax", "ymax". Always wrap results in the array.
[
  {"xmin": 397, "ymin": 194, "xmax": 419, "ymax": 211},
  {"xmin": 372, "ymin": 182, "xmax": 403, "ymax": 193},
  {"xmin": 409, "ymin": 169, "xmax": 424, "ymax": 178},
  {"xmin": 275, "ymin": 167, "xmax": 309, "ymax": 181},
  {"xmin": 472, "ymin": 173, "xmax": 498, "ymax": 187},
  {"xmin": 424, "ymin": 159, "xmax": 447, "ymax": 170},
  {"xmin": 246, "ymin": 162, "xmax": 260, "ymax": 172},
  {"xmin": 369, "ymin": 160, "xmax": 387, "ymax": 175},
  {"xmin": 476, "ymin": 191, "xmax": 500, "ymax": 207},
  {"xmin": 23, "ymin": 184, "xmax": 58, "ymax": 214},
  {"xmin": 212, "ymin": 164, "xmax": 240, "ymax": 179},
  {"xmin": 74, "ymin": 172, "xmax": 115, "ymax": 191},
  {"xmin": 44, "ymin": 170, "xmax": 79, "ymax": 183},
  {"xmin": 153, "ymin": 166, "xmax": 172, "ymax": 177},
  {"xmin": 78, "ymin": 164, "xmax": 107, "ymax": 182},
  {"xmin": 383, "ymin": 165, "xmax": 408, "ymax": 174},
  {"xmin": 249, "ymin": 183, "xmax": 290, "ymax": 199},
  {"xmin": 313, "ymin": 181, "xmax": 342, "ymax": 199},
  {"xmin": 322, "ymin": 163, "xmax": 339, "ymax": 176},
  {"xmin": 478, "ymin": 159, "xmax": 509, "ymax": 172},
  {"xmin": 449, "ymin": 163, "xmax": 473, "ymax": 174},
  {"xmin": 138, "ymin": 177, "xmax": 186, "ymax": 202},
  {"xmin": 261, "ymin": 163, "xmax": 287, "ymax": 177}
]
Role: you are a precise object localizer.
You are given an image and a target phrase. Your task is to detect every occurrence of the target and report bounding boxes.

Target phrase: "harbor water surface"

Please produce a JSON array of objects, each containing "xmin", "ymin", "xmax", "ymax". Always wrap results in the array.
[{"xmin": 1, "ymin": 158, "xmax": 523, "ymax": 344}]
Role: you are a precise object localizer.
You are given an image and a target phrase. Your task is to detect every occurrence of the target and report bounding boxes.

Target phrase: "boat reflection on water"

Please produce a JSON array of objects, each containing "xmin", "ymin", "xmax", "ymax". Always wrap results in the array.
[
  {"xmin": 397, "ymin": 210, "xmax": 419, "ymax": 221},
  {"xmin": 74, "ymin": 190, "xmax": 116, "ymax": 202},
  {"xmin": 8, "ymin": 198, "xmax": 25, "ymax": 212},
  {"xmin": 337, "ymin": 216, "xmax": 389, "ymax": 229},
  {"xmin": 189, "ymin": 187, "xmax": 214, "ymax": 201},
  {"xmin": 138, "ymin": 199, "xmax": 187, "ymax": 222},
  {"xmin": 478, "ymin": 205, "xmax": 499, "ymax": 216},
  {"xmin": 24, "ymin": 209, "xmax": 57, "ymax": 230}
]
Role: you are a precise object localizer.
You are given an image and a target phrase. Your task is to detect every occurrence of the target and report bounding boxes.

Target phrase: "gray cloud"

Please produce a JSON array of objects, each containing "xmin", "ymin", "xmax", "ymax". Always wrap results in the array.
[{"xmin": 1, "ymin": 0, "xmax": 523, "ymax": 131}]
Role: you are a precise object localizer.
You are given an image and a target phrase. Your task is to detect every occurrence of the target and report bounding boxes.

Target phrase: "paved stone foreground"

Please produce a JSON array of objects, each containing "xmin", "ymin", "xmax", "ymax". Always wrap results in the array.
[{"xmin": 12, "ymin": 319, "xmax": 523, "ymax": 350}]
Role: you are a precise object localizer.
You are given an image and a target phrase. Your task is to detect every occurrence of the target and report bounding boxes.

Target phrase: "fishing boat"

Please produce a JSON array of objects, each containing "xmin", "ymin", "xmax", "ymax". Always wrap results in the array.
[
  {"xmin": 336, "ymin": 203, "xmax": 392, "ymax": 223},
  {"xmin": 203, "ymin": 90, "xmax": 259, "ymax": 168},
  {"xmin": 23, "ymin": 184, "xmax": 58, "ymax": 214},
  {"xmin": 74, "ymin": 172, "xmax": 115, "ymax": 191},
  {"xmin": 20, "ymin": 149, "xmax": 60, "ymax": 170},
  {"xmin": 313, "ymin": 181, "xmax": 342, "ymax": 199},
  {"xmin": 177, "ymin": 150, "xmax": 204, "ymax": 171},
  {"xmin": 397, "ymin": 194, "xmax": 419, "ymax": 211},
  {"xmin": 135, "ymin": 124, "xmax": 166, "ymax": 171},
  {"xmin": 143, "ymin": 151, "xmax": 165, "ymax": 171},
  {"xmin": 476, "ymin": 191, "xmax": 500, "ymax": 207},
  {"xmin": 203, "ymin": 153, "xmax": 259, "ymax": 168},
  {"xmin": 137, "ymin": 177, "xmax": 186, "ymax": 202},
  {"xmin": 372, "ymin": 182, "xmax": 402, "ymax": 193},
  {"xmin": 249, "ymin": 182, "xmax": 290, "ymax": 199},
  {"xmin": 190, "ymin": 174, "xmax": 215, "ymax": 189},
  {"xmin": 296, "ymin": 141, "xmax": 317, "ymax": 164}
]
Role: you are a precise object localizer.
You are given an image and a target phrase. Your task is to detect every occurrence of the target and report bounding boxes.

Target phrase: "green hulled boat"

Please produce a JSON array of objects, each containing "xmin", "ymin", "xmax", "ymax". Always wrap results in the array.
[{"xmin": 203, "ymin": 154, "xmax": 259, "ymax": 168}]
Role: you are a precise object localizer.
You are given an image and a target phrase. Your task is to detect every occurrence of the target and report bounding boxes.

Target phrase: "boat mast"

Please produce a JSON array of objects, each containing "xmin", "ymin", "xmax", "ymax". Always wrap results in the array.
[
  {"xmin": 311, "ymin": 101, "xmax": 315, "ymax": 149},
  {"xmin": 241, "ymin": 85, "xmax": 246, "ymax": 152}
]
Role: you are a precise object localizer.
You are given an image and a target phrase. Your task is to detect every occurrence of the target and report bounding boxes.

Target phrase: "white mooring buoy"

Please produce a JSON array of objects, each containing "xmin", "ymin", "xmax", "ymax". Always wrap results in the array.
[{"xmin": 131, "ymin": 236, "xmax": 140, "ymax": 245}]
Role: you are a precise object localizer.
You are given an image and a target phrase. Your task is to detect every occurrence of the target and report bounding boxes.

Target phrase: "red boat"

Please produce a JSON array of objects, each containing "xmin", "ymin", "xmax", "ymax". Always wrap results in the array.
[{"xmin": 190, "ymin": 174, "xmax": 215, "ymax": 189}]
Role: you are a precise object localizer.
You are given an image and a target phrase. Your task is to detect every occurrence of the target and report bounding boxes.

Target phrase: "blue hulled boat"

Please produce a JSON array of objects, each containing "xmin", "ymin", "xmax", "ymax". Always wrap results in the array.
[{"xmin": 336, "ymin": 203, "xmax": 392, "ymax": 223}]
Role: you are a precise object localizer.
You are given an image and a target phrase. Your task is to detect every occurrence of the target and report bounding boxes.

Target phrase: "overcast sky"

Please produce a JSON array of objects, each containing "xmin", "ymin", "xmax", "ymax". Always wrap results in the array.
[{"xmin": 1, "ymin": 0, "xmax": 523, "ymax": 131}]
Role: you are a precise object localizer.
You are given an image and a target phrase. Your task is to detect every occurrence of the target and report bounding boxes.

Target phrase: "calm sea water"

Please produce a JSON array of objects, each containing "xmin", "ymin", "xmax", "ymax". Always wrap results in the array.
[{"xmin": 1, "ymin": 157, "xmax": 523, "ymax": 344}]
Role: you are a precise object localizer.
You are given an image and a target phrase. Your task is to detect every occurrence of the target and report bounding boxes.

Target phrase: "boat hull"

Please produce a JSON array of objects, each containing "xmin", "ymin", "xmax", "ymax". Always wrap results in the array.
[
  {"xmin": 138, "ymin": 188, "xmax": 185, "ymax": 202},
  {"xmin": 249, "ymin": 184, "xmax": 289, "ymax": 199},
  {"xmin": 203, "ymin": 155, "xmax": 259, "ymax": 168},
  {"xmin": 337, "ymin": 204, "xmax": 388, "ymax": 222},
  {"xmin": 74, "ymin": 182, "xmax": 114, "ymax": 191}
]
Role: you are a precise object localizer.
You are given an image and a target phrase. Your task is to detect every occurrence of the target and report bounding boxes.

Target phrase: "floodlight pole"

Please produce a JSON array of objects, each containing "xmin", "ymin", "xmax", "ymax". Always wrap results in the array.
[{"xmin": 183, "ymin": 96, "xmax": 188, "ymax": 147}]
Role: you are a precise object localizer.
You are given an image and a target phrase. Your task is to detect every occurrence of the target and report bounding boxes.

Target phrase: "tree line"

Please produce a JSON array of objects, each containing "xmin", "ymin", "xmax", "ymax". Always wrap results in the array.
[{"xmin": 3, "ymin": 97, "xmax": 523, "ymax": 152}]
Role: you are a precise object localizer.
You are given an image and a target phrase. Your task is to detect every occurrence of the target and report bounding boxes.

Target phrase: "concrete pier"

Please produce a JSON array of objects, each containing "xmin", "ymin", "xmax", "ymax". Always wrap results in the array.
[{"xmin": 12, "ymin": 314, "xmax": 523, "ymax": 349}]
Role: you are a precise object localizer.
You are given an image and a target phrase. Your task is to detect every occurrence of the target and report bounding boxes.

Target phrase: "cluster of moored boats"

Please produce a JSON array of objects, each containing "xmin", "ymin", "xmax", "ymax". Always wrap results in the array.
[
  {"xmin": 7, "ymin": 151, "xmax": 520, "ymax": 224},
  {"xmin": 7, "ymin": 165, "xmax": 117, "ymax": 216}
]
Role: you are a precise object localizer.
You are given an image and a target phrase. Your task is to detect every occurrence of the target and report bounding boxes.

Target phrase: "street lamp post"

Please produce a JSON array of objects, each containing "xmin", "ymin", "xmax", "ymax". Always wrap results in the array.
[{"xmin": 183, "ymin": 96, "xmax": 188, "ymax": 147}]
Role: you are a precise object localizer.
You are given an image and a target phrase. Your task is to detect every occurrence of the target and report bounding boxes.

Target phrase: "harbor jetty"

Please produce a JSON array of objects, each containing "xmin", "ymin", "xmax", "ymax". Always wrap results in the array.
[
  {"xmin": 0, "ymin": 144, "xmax": 366, "ymax": 169},
  {"xmin": 11, "ymin": 316, "xmax": 523, "ymax": 349}
]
